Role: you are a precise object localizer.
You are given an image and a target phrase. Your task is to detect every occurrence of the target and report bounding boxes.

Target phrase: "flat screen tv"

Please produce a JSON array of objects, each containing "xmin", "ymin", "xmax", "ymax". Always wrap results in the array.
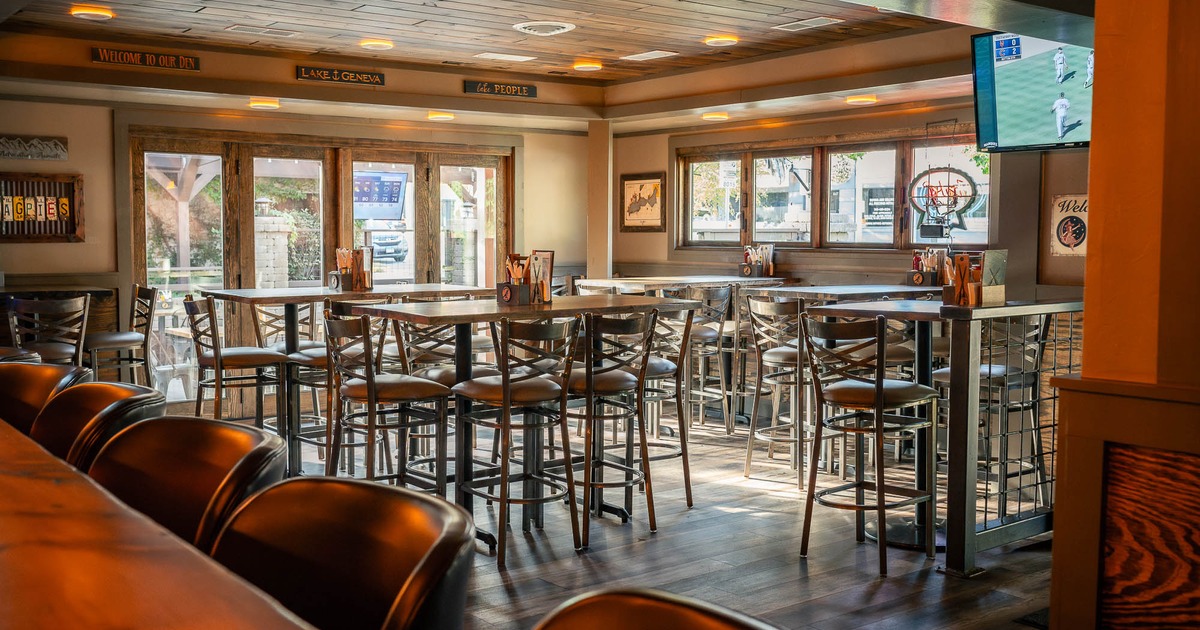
[{"xmin": 972, "ymin": 32, "xmax": 1093, "ymax": 152}]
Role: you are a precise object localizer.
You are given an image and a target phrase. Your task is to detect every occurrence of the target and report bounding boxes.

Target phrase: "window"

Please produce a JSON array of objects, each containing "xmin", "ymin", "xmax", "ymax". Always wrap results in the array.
[
  {"xmin": 685, "ymin": 157, "xmax": 741, "ymax": 243},
  {"xmin": 753, "ymin": 154, "xmax": 812, "ymax": 245},
  {"xmin": 826, "ymin": 147, "xmax": 896, "ymax": 246},
  {"xmin": 909, "ymin": 143, "xmax": 990, "ymax": 245}
]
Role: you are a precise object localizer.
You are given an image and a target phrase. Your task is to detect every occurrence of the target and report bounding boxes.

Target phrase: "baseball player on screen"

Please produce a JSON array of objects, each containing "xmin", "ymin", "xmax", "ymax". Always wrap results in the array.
[
  {"xmin": 1054, "ymin": 47, "xmax": 1067, "ymax": 84},
  {"xmin": 1051, "ymin": 92, "xmax": 1071, "ymax": 139},
  {"xmin": 1085, "ymin": 50, "xmax": 1095, "ymax": 87}
]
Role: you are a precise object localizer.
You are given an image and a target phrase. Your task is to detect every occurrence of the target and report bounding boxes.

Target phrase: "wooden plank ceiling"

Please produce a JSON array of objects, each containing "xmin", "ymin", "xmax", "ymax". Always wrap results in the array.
[{"xmin": 8, "ymin": 0, "xmax": 942, "ymax": 81}]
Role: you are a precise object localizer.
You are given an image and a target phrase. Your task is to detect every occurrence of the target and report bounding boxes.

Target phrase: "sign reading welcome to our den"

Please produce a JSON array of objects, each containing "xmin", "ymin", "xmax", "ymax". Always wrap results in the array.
[
  {"xmin": 464, "ymin": 80, "xmax": 537, "ymax": 98},
  {"xmin": 296, "ymin": 66, "xmax": 385, "ymax": 86},
  {"xmin": 92, "ymin": 47, "xmax": 200, "ymax": 71}
]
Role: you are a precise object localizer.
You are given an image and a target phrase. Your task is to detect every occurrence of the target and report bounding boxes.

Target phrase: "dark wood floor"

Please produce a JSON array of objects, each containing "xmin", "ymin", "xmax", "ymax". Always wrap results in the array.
[{"xmin": 460, "ymin": 417, "xmax": 1053, "ymax": 630}]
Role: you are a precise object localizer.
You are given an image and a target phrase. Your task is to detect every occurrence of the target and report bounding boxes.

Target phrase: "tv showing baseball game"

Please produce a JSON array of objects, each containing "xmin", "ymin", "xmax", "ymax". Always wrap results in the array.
[{"xmin": 972, "ymin": 32, "xmax": 1093, "ymax": 152}]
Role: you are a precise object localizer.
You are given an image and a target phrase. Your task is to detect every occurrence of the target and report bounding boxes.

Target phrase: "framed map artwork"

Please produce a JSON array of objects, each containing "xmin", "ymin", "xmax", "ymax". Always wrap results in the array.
[{"xmin": 619, "ymin": 172, "xmax": 665, "ymax": 232}]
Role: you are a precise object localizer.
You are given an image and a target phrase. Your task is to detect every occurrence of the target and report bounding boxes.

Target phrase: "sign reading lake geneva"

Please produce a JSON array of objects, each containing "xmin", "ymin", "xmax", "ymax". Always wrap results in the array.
[{"xmin": 296, "ymin": 66, "xmax": 385, "ymax": 86}]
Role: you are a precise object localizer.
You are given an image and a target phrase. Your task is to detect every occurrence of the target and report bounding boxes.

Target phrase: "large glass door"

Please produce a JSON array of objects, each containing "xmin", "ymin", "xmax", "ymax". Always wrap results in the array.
[
  {"xmin": 135, "ymin": 141, "xmax": 229, "ymax": 403},
  {"xmin": 437, "ymin": 155, "xmax": 499, "ymax": 287},
  {"xmin": 251, "ymin": 152, "xmax": 327, "ymax": 289},
  {"xmin": 351, "ymin": 157, "xmax": 416, "ymax": 285}
]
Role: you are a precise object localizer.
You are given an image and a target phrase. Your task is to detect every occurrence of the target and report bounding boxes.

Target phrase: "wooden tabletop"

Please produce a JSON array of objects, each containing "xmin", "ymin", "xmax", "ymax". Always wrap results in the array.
[
  {"xmin": 807, "ymin": 299, "xmax": 945, "ymax": 322},
  {"xmin": 0, "ymin": 421, "xmax": 312, "ymax": 629},
  {"xmin": 743, "ymin": 284, "xmax": 939, "ymax": 302},
  {"xmin": 353, "ymin": 294, "xmax": 701, "ymax": 325},
  {"xmin": 575, "ymin": 275, "xmax": 782, "ymax": 292},
  {"xmin": 0, "ymin": 285, "xmax": 111, "ymax": 295},
  {"xmin": 201, "ymin": 283, "xmax": 486, "ymax": 305}
]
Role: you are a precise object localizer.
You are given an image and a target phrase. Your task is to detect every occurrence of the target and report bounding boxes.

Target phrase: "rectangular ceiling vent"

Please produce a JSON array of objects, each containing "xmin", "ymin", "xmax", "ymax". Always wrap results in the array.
[
  {"xmin": 225, "ymin": 25, "xmax": 300, "ymax": 38},
  {"xmin": 620, "ymin": 50, "xmax": 679, "ymax": 61},
  {"xmin": 773, "ymin": 17, "xmax": 843, "ymax": 32}
]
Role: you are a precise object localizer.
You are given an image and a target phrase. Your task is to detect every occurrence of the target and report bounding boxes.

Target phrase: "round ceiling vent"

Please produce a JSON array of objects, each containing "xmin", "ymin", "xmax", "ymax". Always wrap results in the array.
[{"xmin": 513, "ymin": 21, "xmax": 576, "ymax": 37}]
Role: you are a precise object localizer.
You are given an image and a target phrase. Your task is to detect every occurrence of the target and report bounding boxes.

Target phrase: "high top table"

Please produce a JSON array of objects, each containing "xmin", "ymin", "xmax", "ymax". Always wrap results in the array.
[
  {"xmin": 807, "ymin": 298, "xmax": 1083, "ymax": 577},
  {"xmin": 742, "ymin": 284, "xmax": 939, "ymax": 303},
  {"xmin": 0, "ymin": 420, "xmax": 311, "ymax": 628},
  {"xmin": 202, "ymin": 284, "xmax": 486, "ymax": 474},
  {"xmin": 354, "ymin": 294, "xmax": 701, "ymax": 550}
]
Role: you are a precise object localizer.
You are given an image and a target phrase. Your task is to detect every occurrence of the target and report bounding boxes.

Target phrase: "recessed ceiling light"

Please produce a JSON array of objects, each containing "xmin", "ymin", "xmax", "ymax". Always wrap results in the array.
[
  {"xmin": 513, "ymin": 21, "xmax": 576, "ymax": 37},
  {"xmin": 474, "ymin": 52, "xmax": 538, "ymax": 62},
  {"xmin": 845, "ymin": 94, "xmax": 878, "ymax": 105},
  {"xmin": 359, "ymin": 39, "xmax": 394, "ymax": 51},
  {"xmin": 427, "ymin": 111, "xmax": 455, "ymax": 121},
  {"xmin": 703, "ymin": 35, "xmax": 739, "ymax": 47},
  {"xmin": 572, "ymin": 60, "xmax": 603, "ymax": 72},
  {"xmin": 248, "ymin": 97, "xmax": 280, "ymax": 110},
  {"xmin": 70, "ymin": 5, "xmax": 115, "ymax": 21},
  {"xmin": 620, "ymin": 50, "xmax": 679, "ymax": 61},
  {"xmin": 701, "ymin": 112, "xmax": 730, "ymax": 121}
]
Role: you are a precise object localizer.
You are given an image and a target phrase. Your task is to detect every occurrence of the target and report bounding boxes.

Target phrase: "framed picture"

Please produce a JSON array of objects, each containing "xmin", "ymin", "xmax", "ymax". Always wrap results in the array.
[{"xmin": 619, "ymin": 172, "xmax": 665, "ymax": 232}]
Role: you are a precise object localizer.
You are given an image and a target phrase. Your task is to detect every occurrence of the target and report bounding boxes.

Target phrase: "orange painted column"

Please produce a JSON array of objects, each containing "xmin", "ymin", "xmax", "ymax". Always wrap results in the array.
[{"xmin": 1083, "ymin": 0, "xmax": 1200, "ymax": 387}]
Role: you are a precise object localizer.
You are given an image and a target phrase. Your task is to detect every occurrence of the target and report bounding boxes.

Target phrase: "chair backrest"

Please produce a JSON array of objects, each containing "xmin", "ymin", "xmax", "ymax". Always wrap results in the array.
[
  {"xmin": 584, "ymin": 310, "xmax": 657, "ymax": 384},
  {"xmin": 210, "ymin": 477, "xmax": 475, "ymax": 630},
  {"xmin": 0, "ymin": 363, "xmax": 92, "ymax": 434},
  {"xmin": 686, "ymin": 285, "xmax": 734, "ymax": 329},
  {"xmin": 183, "ymin": 294, "xmax": 222, "ymax": 365},
  {"xmin": 395, "ymin": 296, "xmax": 464, "ymax": 372},
  {"xmin": 252, "ymin": 302, "xmax": 319, "ymax": 347},
  {"xmin": 324, "ymin": 314, "xmax": 381, "ymax": 401},
  {"xmin": 129, "ymin": 284, "xmax": 159, "ymax": 337},
  {"xmin": 494, "ymin": 316, "xmax": 581, "ymax": 392},
  {"xmin": 533, "ymin": 588, "xmax": 782, "ymax": 630},
  {"xmin": 8, "ymin": 296, "xmax": 90, "ymax": 366},
  {"xmin": 746, "ymin": 297, "xmax": 804, "ymax": 356},
  {"xmin": 800, "ymin": 314, "xmax": 888, "ymax": 407},
  {"xmin": 29, "ymin": 382, "xmax": 166, "ymax": 471},
  {"xmin": 647, "ymin": 305, "xmax": 694, "ymax": 372},
  {"xmin": 87, "ymin": 416, "xmax": 287, "ymax": 550},
  {"xmin": 325, "ymin": 297, "xmax": 394, "ymax": 370}
]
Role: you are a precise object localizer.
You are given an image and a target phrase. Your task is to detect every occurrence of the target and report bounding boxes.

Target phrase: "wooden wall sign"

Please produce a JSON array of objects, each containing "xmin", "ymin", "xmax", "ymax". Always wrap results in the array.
[
  {"xmin": 296, "ymin": 66, "xmax": 385, "ymax": 86},
  {"xmin": 0, "ymin": 172, "xmax": 84, "ymax": 243},
  {"xmin": 464, "ymin": 80, "xmax": 537, "ymax": 98},
  {"xmin": 92, "ymin": 47, "xmax": 199, "ymax": 71},
  {"xmin": 0, "ymin": 136, "xmax": 67, "ymax": 161}
]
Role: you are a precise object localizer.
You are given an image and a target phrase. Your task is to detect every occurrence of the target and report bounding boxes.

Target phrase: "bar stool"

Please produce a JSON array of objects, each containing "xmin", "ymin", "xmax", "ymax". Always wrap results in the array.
[
  {"xmin": 451, "ymin": 316, "xmax": 583, "ymax": 567},
  {"xmin": 742, "ymin": 296, "xmax": 808, "ymax": 488},
  {"xmin": 253, "ymin": 302, "xmax": 328, "ymax": 453},
  {"xmin": 639, "ymin": 308, "xmax": 696, "ymax": 508},
  {"xmin": 84, "ymin": 284, "xmax": 157, "ymax": 386},
  {"xmin": 676, "ymin": 286, "xmax": 733, "ymax": 431},
  {"xmin": 7, "ymin": 296, "xmax": 89, "ymax": 366},
  {"xmin": 569, "ymin": 310, "xmax": 658, "ymax": 548},
  {"xmin": 932, "ymin": 314, "xmax": 1052, "ymax": 518},
  {"xmin": 183, "ymin": 295, "xmax": 286, "ymax": 426},
  {"xmin": 799, "ymin": 314, "xmax": 938, "ymax": 576},
  {"xmin": 0, "ymin": 347, "xmax": 40, "ymax": 363},
  {"xmin": 324, "ymin": 312, "xmax": 452, "ymax": 494}
]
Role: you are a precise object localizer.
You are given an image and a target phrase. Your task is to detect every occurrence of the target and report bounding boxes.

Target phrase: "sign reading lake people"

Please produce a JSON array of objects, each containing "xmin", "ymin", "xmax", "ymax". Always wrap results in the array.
[
  {"xmin": 464, "ymin": 80, "xmax": 537, "ymax": 99},
  {"xmin": 1050, "ymin": 193, "xmax": 1087, "ymax": 256},
  {"xmin": 92, "ymin": 47, "xmax": 199, "ymax": 71},
  {"xmin": 296, "ymin": 66, "xmax": 385, "ymax": 86},
  {"xmin": 0, "ymin": 135, "xmax": 68, "ymax": 160}
]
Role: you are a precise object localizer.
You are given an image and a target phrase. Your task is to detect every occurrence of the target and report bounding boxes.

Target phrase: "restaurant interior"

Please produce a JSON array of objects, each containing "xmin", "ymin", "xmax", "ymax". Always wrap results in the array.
[{"xmin": 0, "ymin": 0, "xmax": 1196, "ymax": 628}]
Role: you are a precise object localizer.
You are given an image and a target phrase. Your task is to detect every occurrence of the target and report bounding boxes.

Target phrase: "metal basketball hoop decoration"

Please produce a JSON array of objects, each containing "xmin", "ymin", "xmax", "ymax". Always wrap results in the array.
[{"xmin": 908, "ymin": 166, "xmax": 978, "ymax": 234}]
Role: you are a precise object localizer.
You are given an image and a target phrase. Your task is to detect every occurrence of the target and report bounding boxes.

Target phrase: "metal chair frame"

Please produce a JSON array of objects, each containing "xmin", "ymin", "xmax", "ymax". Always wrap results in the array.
[{"xmin": 8, "ymin": 296, "xmax": 90, "ymax": 366}]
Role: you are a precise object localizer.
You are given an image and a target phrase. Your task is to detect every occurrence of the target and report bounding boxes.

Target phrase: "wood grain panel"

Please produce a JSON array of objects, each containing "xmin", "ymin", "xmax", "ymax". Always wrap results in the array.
[
  {"xmin": 10, "ymin": 0, "xmax": 942, "ymax": 80},
  {"xmin": 1102, "ymin": 443, "xmax": 1200, "ymax": 627}
]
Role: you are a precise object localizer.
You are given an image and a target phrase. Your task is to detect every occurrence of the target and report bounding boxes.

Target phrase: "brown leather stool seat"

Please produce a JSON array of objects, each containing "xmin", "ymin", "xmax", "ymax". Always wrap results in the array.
[
  {"xmin": 88, "ymin": 416, "xmax": 287, "ymax": 550},
  {"xmin": 28, "ymin": 382, "xmax": 165, "ymax": 471},
  {"xmin": 534, "ymin": 588, "xmax": 782, "ymax": 630},
  {"xmin": 210, "ymin": 477, "xmax": 475, "ymax": 630},
  {"xmin": 0, "ymin": 347, "xmax": 40, "ymax": 363},
  {"xmin": 340, "ymin": 373, "xmax": 450, "ymax": 400},
  {"xmin": 412, "ymin": 364, "xmax": 501, "ymax": 387},
  {"xmin": 0, "ymin": 363, "xmax": 92, "ymax": 434}
]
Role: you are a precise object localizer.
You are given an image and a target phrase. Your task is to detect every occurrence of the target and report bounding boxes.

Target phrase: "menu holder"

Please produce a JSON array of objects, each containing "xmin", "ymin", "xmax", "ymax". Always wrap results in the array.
[
  {"xmin": 332, "ymin": 247, "xmax": 373, "ymax": 292},
  {"xmin": 498, "ymin": 253, "xmax": 532, "ymax": 305},
  {"xmin": 941, "ymin": 250, "xmax": 1007, "ymax": 307}
]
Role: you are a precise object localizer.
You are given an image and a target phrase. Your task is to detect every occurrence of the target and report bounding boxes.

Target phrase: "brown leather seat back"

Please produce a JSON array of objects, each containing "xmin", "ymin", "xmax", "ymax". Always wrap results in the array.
[
  {"xmin": 534, "ymin": 588, "xmax": 782, "ymax": 630},
  {"xmin": 0, "ymin": 364, "xmax": 92, "ymax": 434},
  {"xmin": 29, "ymin": 382, "xmax": 165, "ymax": 470},
  {"xmin": 210, "ymin": 477, "xmax": 474, "ymax": 630},
  {"xmin": 87, "ymin": 416, "xmax": 286, "ymax": 550}
]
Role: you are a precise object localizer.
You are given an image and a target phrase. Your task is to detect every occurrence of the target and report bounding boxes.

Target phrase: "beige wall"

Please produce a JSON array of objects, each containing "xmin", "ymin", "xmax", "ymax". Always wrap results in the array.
[
  {"xmin": 612, "ymin": 134, "xmax": 671, "ymax": 264},
  {"xmin": 520, "ymin": 133, "xmax": 589, "ymax": 265},
  {"xmin": 0, "ymin": 101, "xmax": 115, "ymax": 276}
]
